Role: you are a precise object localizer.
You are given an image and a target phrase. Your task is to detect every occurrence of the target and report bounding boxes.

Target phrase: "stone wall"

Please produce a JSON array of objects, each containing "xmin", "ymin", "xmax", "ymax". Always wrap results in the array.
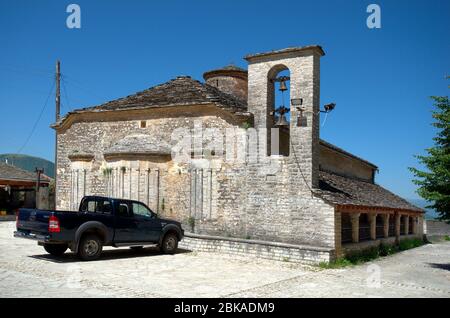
[
  {"xmin": 204, "ymin": 75, "xmax": 248, "ymax": 101},
  {"xmin": 319, "ymin": 144, "xmax": 374, "ymax": 182},
  {"xmin": 425, "ymin": 220, "xmax": 450, "ymax": 236},
  {"xmin": 342, "ymin": 234, "xmax": 422, "ymax": 255},
  {"xmin": 55, "ymin": 106, "xmax": 241, "ymax": 223},
  {"xmin": 179, "ymin": 232, "xmax": 333, "ymax": 264}
]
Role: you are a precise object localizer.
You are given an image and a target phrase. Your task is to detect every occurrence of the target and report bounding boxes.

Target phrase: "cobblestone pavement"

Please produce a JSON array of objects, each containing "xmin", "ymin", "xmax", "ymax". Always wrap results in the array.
[{"xmin": 0, "ymin": 222, "xmax": 449, "ymax": 298}]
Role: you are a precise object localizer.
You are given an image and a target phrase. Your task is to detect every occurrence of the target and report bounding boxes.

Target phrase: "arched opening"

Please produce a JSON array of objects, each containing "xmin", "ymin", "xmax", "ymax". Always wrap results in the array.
[{"xmin": 267, "ymin": 65, "xmax": 290, "ymax": 156}]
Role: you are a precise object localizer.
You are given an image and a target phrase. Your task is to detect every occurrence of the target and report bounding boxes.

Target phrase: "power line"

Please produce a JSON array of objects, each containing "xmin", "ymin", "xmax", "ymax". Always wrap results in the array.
[
  {"xmin": 62, "ymin": 74, "xmax": 105, "ymax": 100},
  {"xmin": 61, "ymin": 75, "xmax": 72, "ymax": 112},
  {"xmin": 0, "ymin": 65, "xmax": 53, "ymax": 78},
  {"xmin": 17, "ymin": 80, "xmax": 55, "ymax": 154}
]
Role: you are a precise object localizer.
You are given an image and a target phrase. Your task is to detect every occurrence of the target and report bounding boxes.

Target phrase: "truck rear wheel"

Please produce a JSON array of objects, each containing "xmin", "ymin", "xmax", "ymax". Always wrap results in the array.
[
  {"xmin": 44, "ymin": 244, "xmax": 68, "ymax": 257},
  {"xmin": 77, "ymin": 234, "xmax": 103, "ymax": 261},
  {"xmin": 161, "ymin": 233, "xmax": 178, "ymax": 254}
]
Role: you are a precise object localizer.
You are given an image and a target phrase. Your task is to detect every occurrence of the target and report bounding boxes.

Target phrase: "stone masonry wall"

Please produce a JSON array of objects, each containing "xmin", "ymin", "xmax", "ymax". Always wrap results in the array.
[
  {"xmin": 319, "ymin": 145, "xmax": 374, "ymax": 182},
  {"xmin": 179, "ymin": 233, "xmax": 333, "ymax": 264},
  {"xmin": 204, "ymin": 75, "xmax": 248, "ymax": 102}
]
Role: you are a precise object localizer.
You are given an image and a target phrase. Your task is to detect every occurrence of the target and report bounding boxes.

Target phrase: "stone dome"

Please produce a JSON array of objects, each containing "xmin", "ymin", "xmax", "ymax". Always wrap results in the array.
[{"xmin": 203, "ymin": 64, "xmax": 248, "ymax": 101}]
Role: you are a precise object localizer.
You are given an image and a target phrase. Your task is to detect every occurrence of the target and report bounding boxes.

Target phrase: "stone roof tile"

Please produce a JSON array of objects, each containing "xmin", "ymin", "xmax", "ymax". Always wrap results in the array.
[
  {"xmin": 74, "ymin": 76, "xmax": 247, "ymax": 113},
  {"xmin": 317, "ymin": 170, "xmax": 423, "ymax": 212},
  {"xmin": 0, "ymin": 162, "xmax": 50, "ymax": 183}
]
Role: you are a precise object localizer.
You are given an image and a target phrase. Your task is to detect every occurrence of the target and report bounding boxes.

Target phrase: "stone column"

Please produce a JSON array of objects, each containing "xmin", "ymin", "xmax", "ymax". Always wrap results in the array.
[
  {"xmin": 351, "ymin": 213, "xmax": 360, "ymax": 243},
  {"xmin": 368, "ymin": 213, "xmax": 377, "ymax": 240},
  {"xmin": 418, "ymin": 216, "xmax": 424, "ymax": 235},
  {"xmin": 382, "ymin": 214, "xmax": 389, "ymax": 238},
  {"xmin": 404, "ymin": 215, "xmax": 410, "ymax": 235},
  {"xmin": 395, "ymin": 213, "xmax": 401, "ymax": 238},
  {"xmin": 334, "ymin": 211, "xmax": 343, "ymax": 258},
  {"xmin": 412, "ymin": 216, "xmax": 418, "ymax": 234}
]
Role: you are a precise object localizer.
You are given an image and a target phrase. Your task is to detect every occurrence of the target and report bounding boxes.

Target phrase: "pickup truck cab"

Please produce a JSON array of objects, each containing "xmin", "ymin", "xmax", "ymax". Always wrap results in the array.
[{"xmin": 14, "ymin": 196, "xmax": 184, "ymax": 261}]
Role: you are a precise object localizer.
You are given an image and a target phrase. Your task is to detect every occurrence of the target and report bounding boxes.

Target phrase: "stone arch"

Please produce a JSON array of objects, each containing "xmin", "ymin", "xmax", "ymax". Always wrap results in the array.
[{"xmin": 267, "ymin": 64, "xmax": 291, "ymax": 156}]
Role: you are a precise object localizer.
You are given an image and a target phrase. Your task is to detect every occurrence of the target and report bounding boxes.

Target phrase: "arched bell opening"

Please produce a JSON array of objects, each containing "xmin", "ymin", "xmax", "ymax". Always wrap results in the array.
[{"xmin": 267, "ymin": 65, "xmax": 290, "ymax": 156}]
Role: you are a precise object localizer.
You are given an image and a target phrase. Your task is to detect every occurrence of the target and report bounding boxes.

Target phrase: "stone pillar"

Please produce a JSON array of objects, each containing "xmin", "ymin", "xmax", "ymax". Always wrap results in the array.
[
  {"xmin": 382, "ymin": 214, "xmax": 389, "ymax": 238},
  {"xmin": 368, "ymin": 213, "xmax": 377, "ymax": 240},
  {"xmin": 404, "ymin": 215, "xmax": 410, "ymax": 235},
  {"xmin": 395, "ymin": 213, "xmax": 401, "ymax": 239},
  {"xmin": 334, "ymin": 211, "xmax": 343, "ymax": 258},
  {"xmin": 412, "ymin": 216, "xmax": 418, "ymax": 234},
  {"xmin": 351, "ymin": 213, "xmax": 360, "ymax": 243}
]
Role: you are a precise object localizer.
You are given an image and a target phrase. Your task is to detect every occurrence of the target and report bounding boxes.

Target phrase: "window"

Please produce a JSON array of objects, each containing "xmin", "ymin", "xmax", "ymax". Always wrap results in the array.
[
  {"xmin": 80, "ymin": 199, "xmax": 96, "ymax": 212},
  {"xmin": 132, "ymin": 202, "xmax": 153, "ymax": 218},
  {"xmin": 116, "ymin": 202, "xmax": 130, "ymax": 217},
  {"xmin": 140, "ymin": 120, "xmax": 147, "ymax": 128},
  {"xmin": 96, "ymin": 200, "xmax": 112, "ymax": 214}
]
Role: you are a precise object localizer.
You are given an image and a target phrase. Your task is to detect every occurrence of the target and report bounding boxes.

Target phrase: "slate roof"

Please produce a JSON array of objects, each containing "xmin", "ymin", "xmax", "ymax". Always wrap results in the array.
[
  {"xmin": 69, "ymin": 76, "xmax": 248, "ymax": 115},
  {"xmin": 104, "ymin": 134, "xmax": 172, "ymax": 156},
  {"xmin": 244, "ymin": 45, "xmax": 326, "ymax": 61},
  {"xmin": 205, "ymin": 64, "xmax": 247, "ymax": 73},
  {"xmin": 318, "ymin": 170, "xmax": 423, "ymax": 212},
  {"xmin": 0, "ymin": 162, "xmax": 50, "ymax": 183},
  {"xmin": 203, "ymin": 64, "xmax": 248, "ymax": 80}
]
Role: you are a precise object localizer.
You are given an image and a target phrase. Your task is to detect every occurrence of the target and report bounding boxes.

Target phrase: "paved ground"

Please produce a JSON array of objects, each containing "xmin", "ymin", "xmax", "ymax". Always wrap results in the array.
[{"xmin": 0, "ymin": 222, "xmax": 449, "ymax": 298}]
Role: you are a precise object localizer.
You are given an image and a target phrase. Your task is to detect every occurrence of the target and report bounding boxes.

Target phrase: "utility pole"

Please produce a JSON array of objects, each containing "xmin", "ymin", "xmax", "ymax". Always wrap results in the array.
[
  {"xmin": 35, "ymin": 168, "xmax": 44, "ymax": 192},
  {"xmin": 35, "ymin": 167, "xmax": 44, "ymax": 209},
  {"xmin": 56, "ymin": 61, "xmax": 60, "ymax": 121},
  {"xmin": 54, "ymin": 60, "xmax": 60, "ymax": 208}
]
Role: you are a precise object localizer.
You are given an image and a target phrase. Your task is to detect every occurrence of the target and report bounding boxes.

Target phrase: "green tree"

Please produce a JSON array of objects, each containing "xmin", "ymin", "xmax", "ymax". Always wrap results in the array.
[{"xmin": 410, "ymin": 95, "xmax": 450, "ymax": 221}]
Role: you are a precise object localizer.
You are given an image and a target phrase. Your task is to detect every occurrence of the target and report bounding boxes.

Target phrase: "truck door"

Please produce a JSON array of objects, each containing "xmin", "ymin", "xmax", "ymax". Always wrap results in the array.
[
  {"xmin": 113, "ymin": 201, "xmax": 136, "ymax": 243},
  {"xmin": 131, "ymin": 202, "xmax": 162, "ymax": 243}
]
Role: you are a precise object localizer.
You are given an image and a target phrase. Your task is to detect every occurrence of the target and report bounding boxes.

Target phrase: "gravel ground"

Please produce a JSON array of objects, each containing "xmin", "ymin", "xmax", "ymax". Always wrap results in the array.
[{"xmin": 0, "ymin": 222, "xmax": 449, "ymax": 298}]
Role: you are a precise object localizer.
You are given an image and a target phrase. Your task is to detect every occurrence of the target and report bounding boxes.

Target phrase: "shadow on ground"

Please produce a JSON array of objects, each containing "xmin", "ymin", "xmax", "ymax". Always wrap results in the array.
[
  {"xmin": 428, "ymin": 263, "xmax": 450, "ymax": 272},
  {"xmin": 29, "ymin": 247, "xmax": 192, "ymax": 263}
]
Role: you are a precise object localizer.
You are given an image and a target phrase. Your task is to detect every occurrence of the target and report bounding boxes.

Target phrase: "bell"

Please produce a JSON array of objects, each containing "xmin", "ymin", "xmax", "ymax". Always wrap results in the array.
[
  {"xmin": 275, "ymin": 113, "xmax": 289, "ymax": 126},
  {"xmin": 279, "ymin": 79, "xmax": 288, "ymax": 92}
]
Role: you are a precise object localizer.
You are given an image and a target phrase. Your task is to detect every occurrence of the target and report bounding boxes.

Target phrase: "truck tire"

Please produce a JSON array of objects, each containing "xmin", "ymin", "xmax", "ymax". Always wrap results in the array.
[
  {"xmin": 77, "ymin": 234, "xmax": 103, "ymax": 261},
  {"xmin": 44, "ymin": 244, "xmax": 68, "ymax": 257},
  {"xmin": 161, "ymin": 232, "xmax": 178, "ymax": 254}
]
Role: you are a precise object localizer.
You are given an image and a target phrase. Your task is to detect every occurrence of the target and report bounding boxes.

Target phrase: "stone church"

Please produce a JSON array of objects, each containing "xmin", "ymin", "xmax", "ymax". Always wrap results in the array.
[{"xmin": 53, "ymin": 45, "xmax": 424, "ymax": 263}]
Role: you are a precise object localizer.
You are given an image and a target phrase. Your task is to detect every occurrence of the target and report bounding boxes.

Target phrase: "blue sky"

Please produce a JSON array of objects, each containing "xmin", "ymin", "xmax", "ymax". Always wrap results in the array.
[{"xmin": 0, "ymin": 0, "xmax": 448, "ymax": 200}]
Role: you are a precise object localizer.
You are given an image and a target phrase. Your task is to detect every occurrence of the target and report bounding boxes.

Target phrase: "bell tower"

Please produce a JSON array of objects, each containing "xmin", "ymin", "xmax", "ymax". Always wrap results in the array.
[{"xmin": 244, "ymin": 46, "xmax": 325, "ymax": 189}]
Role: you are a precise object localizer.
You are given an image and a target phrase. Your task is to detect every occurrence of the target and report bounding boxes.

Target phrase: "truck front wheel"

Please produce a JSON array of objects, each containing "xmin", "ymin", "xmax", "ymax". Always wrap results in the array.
[
  {"xmin": 161, "ymin": 233, "xmax": 178, "ymax": 254},
  {"xmin": 77, "ymin": 234, "xmax": 103, "ymax": 261},
  {"xmin": 44, "ymin": 244, "xmax": 68, "ymax": 257}
]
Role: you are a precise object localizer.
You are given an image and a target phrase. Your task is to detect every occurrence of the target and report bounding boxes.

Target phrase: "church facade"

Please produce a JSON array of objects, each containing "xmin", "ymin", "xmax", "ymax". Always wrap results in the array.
[{"xmin": 52, "ymin": 46, "xmax": 424, "ymax": 262}]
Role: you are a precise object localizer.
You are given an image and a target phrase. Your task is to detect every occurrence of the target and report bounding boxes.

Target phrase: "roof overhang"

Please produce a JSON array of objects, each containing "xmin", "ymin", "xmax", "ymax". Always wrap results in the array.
[
  {"xmin": 0, "ymin": 178, "xmax": 50, "ymax": 187},
  {"xmin": 244, "ymin": 45, "xmax": 325, "ymax": 63},
  {"xmin": 335, "ymin": 204, "xmax": 424, "ymax": 214},
  {"xmin": 52, "ymin": 103, "xmax": 252, "ymax": 133}
]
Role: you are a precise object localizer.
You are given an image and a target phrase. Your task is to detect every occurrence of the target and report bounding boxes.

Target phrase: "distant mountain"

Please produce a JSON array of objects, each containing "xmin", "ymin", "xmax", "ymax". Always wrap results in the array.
[
  {"xmin": 408, "ymin": 198, "xmax": 439, "ymax": 220},
  {"xmin": 0, "ymin": 154, "xmax": 54, "ymax": 178}
]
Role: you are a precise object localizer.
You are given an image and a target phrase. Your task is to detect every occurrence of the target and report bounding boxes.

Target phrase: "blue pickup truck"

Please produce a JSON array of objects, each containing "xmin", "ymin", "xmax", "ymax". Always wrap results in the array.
[{"xmin": 14, "ymin": 196, "xmax": 184, "ymax": 261}]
